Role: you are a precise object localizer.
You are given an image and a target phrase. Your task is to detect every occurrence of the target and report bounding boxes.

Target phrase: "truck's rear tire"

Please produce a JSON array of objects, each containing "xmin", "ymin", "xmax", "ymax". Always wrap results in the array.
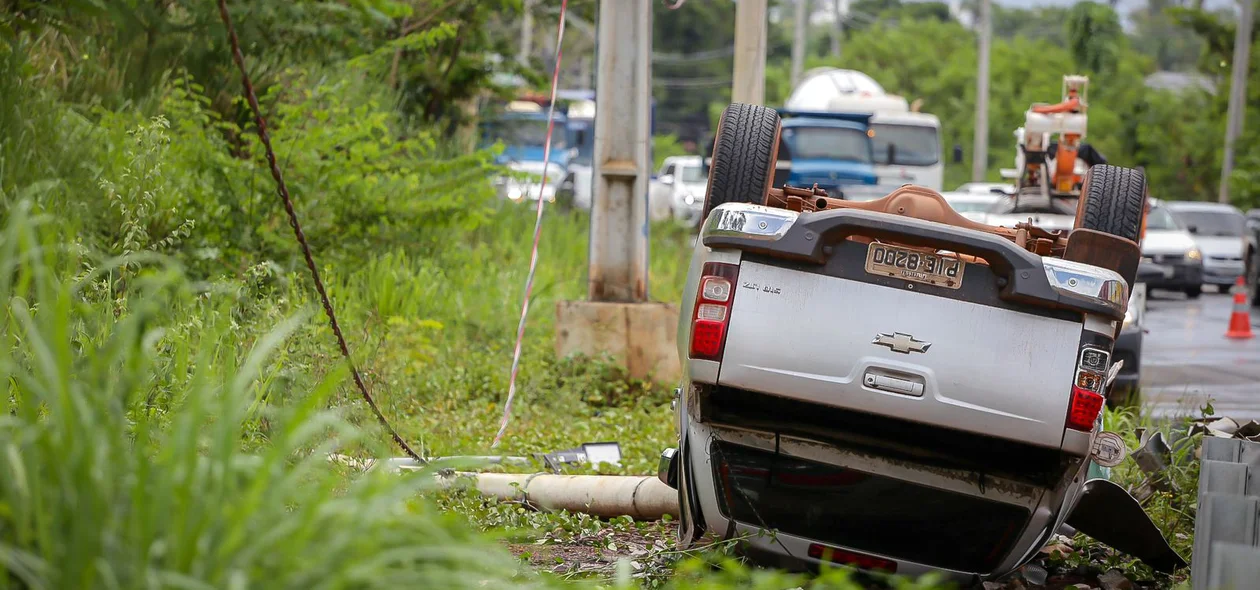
[
  {"xmin": 701, "ymin": 103, "xmax": 781, "ymax": 221},
  {"xmin": 1075, "ymin": 164, "xmax": 1147, "ymax": 243}
]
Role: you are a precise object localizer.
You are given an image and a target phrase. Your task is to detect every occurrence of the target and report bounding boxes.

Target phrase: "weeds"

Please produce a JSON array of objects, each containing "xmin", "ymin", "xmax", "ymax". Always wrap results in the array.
[{"xmin": 0, "ymin": 203, "xmax": 559, "ymax": 589}]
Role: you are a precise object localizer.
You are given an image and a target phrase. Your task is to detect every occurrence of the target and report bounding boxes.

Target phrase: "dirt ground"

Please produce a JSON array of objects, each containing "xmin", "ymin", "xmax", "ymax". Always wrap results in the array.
[
  {"xmin": 507, "ymin": 522, "xmax": 680, "ymax": 579},
  {"xmin": 505, "ymin": 525, "xmax": 1172, "ymax": 590}
]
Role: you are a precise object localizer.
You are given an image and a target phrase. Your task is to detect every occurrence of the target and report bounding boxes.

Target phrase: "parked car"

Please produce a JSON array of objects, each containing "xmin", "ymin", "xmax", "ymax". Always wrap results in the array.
[
  {"xmin": 1164, "ymin": 201, "xmax": 1253, "ymax": 291},
  {"xmin": 981, "ymin": 192, "xmax": 1076, "ymax": 231},
  {"xmin": 1139, "ymin": 200, "xmax": 1204, "ymax": 297},
  {"xmin": 940, "ymin": 191, "xmax": 1004, "ymax": 222},
  {"xmin": 650, "ymin": 155, "xmax": 707, "ymax": 226},
  {"xmin": 954, "ymin": 182, "xmax": 1015, "ymax": 196},
  {"xmin": 495, "ymin": 160, "xmax": 566, "ymax": 204},
  {"xmin": 1110, "ymin": 262, "xmax": 1162, "ymax": 407},
  {"xmin": 661, "ymin": 104, "xmax": 1184, "ymax": 585}
]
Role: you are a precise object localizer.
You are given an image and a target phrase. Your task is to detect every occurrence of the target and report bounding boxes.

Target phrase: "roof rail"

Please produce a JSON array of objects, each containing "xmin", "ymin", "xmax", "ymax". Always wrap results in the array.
[{"xmin": 775, "ymin": 108, "xmax": 873, "ymax": 124}]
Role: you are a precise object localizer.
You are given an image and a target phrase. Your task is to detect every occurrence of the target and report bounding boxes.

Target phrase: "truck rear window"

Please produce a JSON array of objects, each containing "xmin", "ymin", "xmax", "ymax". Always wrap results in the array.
[
  {"xmin": 710, "ymin": 441, "xmax": 1029, "ymax": 573},
  {"xmin": 780, "ymin": 127, "xmax": 873, "ymax": 163}
]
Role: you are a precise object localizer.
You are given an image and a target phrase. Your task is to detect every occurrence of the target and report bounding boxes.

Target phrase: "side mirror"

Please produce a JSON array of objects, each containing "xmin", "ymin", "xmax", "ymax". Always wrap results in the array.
[
  {"xmin": 953, "ymin": 144, "xmax": 964, "ymax": 164},
  {"xmin": 659, "ymin": 174, "xmax": 674, "ymax": 186},
  {"xmin": 1187, "ymin": 225, "xmax": 1198, "ymax": 234}
]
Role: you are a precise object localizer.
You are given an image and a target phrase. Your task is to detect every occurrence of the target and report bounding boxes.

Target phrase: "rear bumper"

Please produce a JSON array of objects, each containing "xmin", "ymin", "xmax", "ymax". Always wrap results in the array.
[
  {"xmin": 1203, "ymin": 260, "xmax": 1246, "ymax": 285},
  {"xmin": 1141, "ymin": 260, "xmax": 1203, "ymax": 289},
  {"xmin": 703, "ymin": 206, "xmax": 1128, "ymax": 321}
]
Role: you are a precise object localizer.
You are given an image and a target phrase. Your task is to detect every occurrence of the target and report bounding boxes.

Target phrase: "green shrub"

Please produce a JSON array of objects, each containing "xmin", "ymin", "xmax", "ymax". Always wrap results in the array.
[{"xmin": 0, "ymin": 202, "xmax": 556, "ymax": 590}]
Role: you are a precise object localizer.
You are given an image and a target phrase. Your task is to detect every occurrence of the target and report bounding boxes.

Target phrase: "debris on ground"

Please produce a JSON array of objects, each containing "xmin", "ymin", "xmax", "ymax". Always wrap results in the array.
[
  {"xmin": 981, "ymin": 546, "xmax": 1154, "ymax": 590},
  {"xmin": 506, "ymin": 521, "xmax": 679, "ymax": 581},
  {"xmin": 1020, "ymin": 562, "xmax": 1049, "ymax": 586},
  {"xmin": 1190, "ymin": 415, "xmax": 1260, "ymax": 441},
  {"xmin": 1097, "ymin": 569, "xmax": 1134, "ymax": 590}
]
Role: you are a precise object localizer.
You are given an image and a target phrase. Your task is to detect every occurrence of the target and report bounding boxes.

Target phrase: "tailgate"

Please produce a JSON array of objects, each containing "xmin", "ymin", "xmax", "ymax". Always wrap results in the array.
[{"xmin": 719, "ymin": 260, "xmax": 1082, "ymax": 449}]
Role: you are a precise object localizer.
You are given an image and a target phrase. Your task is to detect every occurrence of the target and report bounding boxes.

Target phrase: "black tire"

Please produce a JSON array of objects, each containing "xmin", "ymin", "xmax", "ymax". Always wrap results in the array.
[
  {"xmin": 701, "ymin": 103, "xmax": 781, "ymax": 221},
  {"xmin": 1075, "ymin": 164, "xmax": 1148, "ymax": 243},
  {"xmin": 1185, "ymin": 285, "xmax": 1202, "ymax": 299}
]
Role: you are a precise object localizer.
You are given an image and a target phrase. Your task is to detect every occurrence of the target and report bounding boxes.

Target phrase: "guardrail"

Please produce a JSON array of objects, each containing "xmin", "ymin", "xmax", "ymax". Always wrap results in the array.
[{"xmin": 1194, "ymin": 437, "xmax": 1260, "ymax": 589}]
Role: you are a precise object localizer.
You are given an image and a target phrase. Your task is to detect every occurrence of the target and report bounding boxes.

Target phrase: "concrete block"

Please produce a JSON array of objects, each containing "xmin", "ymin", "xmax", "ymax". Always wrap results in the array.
[{"xmin": 556, "ymin": 300, "xmax": 681, "ymax": 384}]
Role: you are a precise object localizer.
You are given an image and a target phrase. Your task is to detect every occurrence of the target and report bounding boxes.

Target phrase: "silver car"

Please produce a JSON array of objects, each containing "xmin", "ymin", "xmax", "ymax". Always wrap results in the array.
[
  {"xmin": 1164, "ymin": 201, "xmax": 1250, "ymax": 289},
  {"xmin": 651, "ymin": 156, "xmax": 708, "ymax": 226}
]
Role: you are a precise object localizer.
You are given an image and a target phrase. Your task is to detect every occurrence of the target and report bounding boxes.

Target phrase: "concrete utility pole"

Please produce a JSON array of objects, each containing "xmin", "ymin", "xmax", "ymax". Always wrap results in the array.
[
  {"xmin": 971, "ymin": 0, "xmax": 991, "ymax": 182},
  {"xmin": 588, "ymin": 0, "xmax": 651, "ymax": 301},
  {"xmin": 791, "ymin": 0, "xmax": 808, "ymax": 86},
  {"xmin": 557, "ymin": 0, "xmax": 680, "ymax": 385},
  {"xmin": 1219, "ymin": 0, "xmax": 1254, "ymax": 204},
  {"xmin": 733, "ymin": 0, "xmax": 768, "ymax": 104},
  {"xmin": 519, "ymin": 0, "xmax": 535, "ymax": 65},
  {"xmin": 830, "ymin": 0, "xmax": 844, "ymax": 57}
]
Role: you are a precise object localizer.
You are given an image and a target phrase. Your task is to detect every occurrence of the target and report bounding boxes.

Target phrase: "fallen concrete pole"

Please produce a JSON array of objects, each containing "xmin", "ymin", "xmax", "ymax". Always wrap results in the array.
[{"xmin": 436, "ymin": 472, "xmax": 680, "ymax": 520}]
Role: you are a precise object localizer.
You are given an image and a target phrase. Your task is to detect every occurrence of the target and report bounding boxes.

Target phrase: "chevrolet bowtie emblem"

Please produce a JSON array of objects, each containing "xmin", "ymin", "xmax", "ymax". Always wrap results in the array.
[{"xmin": 872, "ymin": 332, "xmax": 931, "ymax": 354}]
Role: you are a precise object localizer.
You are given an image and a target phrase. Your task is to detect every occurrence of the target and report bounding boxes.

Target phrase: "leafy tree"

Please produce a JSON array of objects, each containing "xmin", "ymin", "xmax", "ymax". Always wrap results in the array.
[
  {"xmin": 1130, "ymin": 0, "xmax": 1208, "ymax": 72},
  {"xmin": 1066, "ymin": 2, "xmax": 1123, "ymax": 76},
  {"xmin": 652, "ymin": 0, "xmax": 737, "ymax": 142},
  {"xmin": 990, "ymin": 5, "xmax": 1071, "ymax": 45},
  {"xmin": 391, "ymin": 0, "xmax": 534, "ymax": 126}
]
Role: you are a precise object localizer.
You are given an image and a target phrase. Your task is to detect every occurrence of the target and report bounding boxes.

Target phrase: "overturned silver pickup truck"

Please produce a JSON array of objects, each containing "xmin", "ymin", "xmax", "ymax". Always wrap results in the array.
[{"xmin": 658, "ymin": 103, "xmax": 1186, "ymax": 584}]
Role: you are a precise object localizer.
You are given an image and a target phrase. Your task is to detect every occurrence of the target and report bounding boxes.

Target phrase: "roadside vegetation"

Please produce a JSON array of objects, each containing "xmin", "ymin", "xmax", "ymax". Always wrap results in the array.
[{"xmin": 0, "ymin": 0, "xmax": 1234, "ymax": 588}]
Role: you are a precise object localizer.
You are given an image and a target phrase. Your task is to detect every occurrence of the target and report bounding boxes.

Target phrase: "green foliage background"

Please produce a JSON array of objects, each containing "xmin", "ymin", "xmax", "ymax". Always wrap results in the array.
[
  {"xmin": 0, "ymin": 0, "xmax": 1245, "ymax": 586},
  {"xmin": 652, "ymin": 0, "xmax": 1258, "ymax": 208}
]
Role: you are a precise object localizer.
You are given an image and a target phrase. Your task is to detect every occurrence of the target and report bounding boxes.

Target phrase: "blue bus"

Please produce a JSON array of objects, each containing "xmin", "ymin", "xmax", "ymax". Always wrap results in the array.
[{"xmin": 479, "ymin": 101, "xmax": 573, "ymax": 203}]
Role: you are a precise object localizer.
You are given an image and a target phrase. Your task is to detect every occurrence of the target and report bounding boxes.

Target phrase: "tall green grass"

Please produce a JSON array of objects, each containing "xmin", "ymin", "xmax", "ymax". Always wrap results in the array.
[
  {"xmin": 311, "ymin": 206, "xmax": 694, "ymax": 471},
  {"xmin": 0, "ymin": 203, "xmax": 553, "ymax": 589}
]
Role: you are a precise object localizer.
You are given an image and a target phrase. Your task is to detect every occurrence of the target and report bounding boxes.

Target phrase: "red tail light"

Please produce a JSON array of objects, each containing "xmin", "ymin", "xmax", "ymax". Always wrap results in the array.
[
  {"xmin": 807, "ymin": 543, "xmax": 897, "ymax": 573},
  {"xmin": 689, "ymin": 262, "xmax": 739, "ymax": 362},
  {"xmin": 1066, "ymin": 386, "xmax": 1104, "ymax": 431}
]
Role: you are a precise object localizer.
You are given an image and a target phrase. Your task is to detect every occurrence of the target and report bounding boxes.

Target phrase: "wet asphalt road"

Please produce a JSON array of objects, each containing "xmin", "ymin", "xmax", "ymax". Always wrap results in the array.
[{"xmin": 1141, "ymin": 288, "xmax": 1260, "ymax": 421}]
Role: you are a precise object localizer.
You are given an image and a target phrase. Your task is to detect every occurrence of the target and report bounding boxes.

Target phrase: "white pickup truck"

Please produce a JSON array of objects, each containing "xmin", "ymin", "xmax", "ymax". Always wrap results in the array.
[{"xmin": 658, "ymin": 103, "xmax": 1186, "ymax": 583}]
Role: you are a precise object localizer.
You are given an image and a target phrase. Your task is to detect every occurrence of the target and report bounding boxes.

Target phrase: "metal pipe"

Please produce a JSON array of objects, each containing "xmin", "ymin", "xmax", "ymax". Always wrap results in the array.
[
  {"xmin": 1219, "ymin": 0, "xmax": 1253, "ymax": 204},
  {"xmin": 732, "ymin": 0, "xmax": 768, "ymax": 105},
  {"xmin": 435, "ymin": 472, "xmax": 680, "ymax": 520},
  {"xmin": 791, "ymin": 0, "xmax": 808, "ymax": 87},
  {"xmin": 971, "ymin": 0, "xmax": 991, "ymax": 183}
]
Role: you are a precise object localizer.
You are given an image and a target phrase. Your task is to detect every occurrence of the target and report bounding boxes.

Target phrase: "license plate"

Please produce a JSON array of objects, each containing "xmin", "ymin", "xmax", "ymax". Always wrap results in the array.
[{"xmin": 864, "ymin": 243, "xmax": 964, "ymax": 289}]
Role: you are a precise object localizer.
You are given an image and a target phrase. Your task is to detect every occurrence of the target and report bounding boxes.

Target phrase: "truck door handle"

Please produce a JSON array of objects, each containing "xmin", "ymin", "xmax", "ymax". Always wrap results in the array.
[{"xmin": 863, "ymin": 372, "xmax": 925, "ymax": 397}]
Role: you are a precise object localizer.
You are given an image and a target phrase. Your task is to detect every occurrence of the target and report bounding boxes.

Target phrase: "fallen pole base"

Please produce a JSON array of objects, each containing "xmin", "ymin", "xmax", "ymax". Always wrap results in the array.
[{"xmin": 436, "ymin": 471, "xmax": 680, "ymax": 521}]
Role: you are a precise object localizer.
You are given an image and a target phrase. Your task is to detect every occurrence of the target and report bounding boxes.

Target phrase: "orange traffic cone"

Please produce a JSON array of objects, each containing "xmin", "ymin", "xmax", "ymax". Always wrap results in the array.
[{"xmin": 1226, "ymin": 276, "xmax": 1255, "ymax": 340}]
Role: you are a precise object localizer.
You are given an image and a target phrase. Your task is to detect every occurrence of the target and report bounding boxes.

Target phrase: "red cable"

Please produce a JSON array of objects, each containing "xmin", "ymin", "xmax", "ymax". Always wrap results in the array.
[{"xmin": 492, "ymin": 0, "xmax": 569, "ymax": 448}]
